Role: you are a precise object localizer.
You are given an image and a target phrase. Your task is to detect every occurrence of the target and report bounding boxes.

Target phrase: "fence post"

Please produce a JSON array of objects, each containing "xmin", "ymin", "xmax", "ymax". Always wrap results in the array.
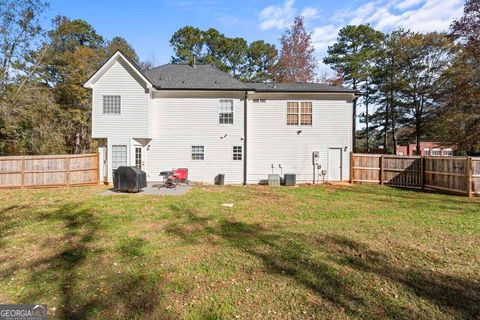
[
  {"xmin": 380, "ymin": 155, "xmax": 384, "ymax": 185},
  {"xmin": 349, "ymin": 152, "xmax": 353, "ymax": 184},
  {"xmin": 65, "ymin": 156, "xmax": 70, "ymax": 187},
  {"xmin": 20, "ymin": 157, "xmax": 25, "ymax": 189},
  {"xmin": 96, "ymin": 153, "xmax": 100, "ymax": 184},
  {"xmin": 420, "ymin": 156, "xmax": 425, "ymax": 189},
  {"xmin": 467, "ymin": 157, "xmax": 472, "ymax": 198}
]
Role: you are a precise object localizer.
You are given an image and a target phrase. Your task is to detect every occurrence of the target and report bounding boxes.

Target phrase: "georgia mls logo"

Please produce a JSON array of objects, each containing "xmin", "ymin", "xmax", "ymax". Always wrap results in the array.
[
  {"xmin": 0, "ymin": 304, "xmax": 47, "ymax": 320},
  {"xmin": 31, "ymin": 305, "xmax": 47, "ymax": 317}
]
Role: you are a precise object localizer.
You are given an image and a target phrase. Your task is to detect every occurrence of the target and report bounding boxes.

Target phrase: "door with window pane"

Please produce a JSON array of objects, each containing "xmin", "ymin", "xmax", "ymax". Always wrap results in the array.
[{"xmin": 134, "ymin": 146, "xmax": 145, "ymax": 170}]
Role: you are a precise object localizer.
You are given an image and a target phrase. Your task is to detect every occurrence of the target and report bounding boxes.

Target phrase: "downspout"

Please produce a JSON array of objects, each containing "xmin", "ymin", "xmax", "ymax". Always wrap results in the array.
[
  {"xmin": 352, "ymin": 94, "xmax": 359, "ymax": 153},
  {"xmin": 243, "ymin": 91, "xmax": 248, "ymax": 185}
]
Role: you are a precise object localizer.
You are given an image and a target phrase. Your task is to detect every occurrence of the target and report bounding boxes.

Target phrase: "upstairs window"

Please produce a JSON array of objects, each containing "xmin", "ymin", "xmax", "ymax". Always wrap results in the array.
[
  {"xmin": 192, "ymin": 146, "xmax": 205, "ymax": 160},
  {"xmin": 103, "ymin": 95, "xmax": 121, "ymax": 114},
  {"xmin": 444, "ymin": 148, "xmax": 453, "ymax": 156},
  {"xmin": 287, "ymin": 101, "xmax": 312, "ymax": 126},
  {"xmin": 424, "ymin": 148, "xmax": 430, "ymax": 156},
  {"xmin": 233, "ymin": 146, "xmax": 242, "ymax": 160},
  {"xmin": 287, "ymin": 102, "xmax": 299, "ymax": 125},
  {"xmin": 432, "ymin": 148, "xmax": 441, "ymax": 156},
  {"xmin": 300, "ymin": 102, "xmax": 313, "ymax": 125},
  {"xmin": 219, "ymin": 99, "xmax": 234, "ymax": 124}
]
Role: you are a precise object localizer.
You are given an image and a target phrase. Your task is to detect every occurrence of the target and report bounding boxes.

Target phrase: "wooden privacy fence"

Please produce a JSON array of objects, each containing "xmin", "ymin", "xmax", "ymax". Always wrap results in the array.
[
  {"xmin": 0, "ymin": 154, "xmax": 99, "ymax": 188},
  {"xmin": 351, "ymin": 153, "xmax": 480, "ymax": 197}
]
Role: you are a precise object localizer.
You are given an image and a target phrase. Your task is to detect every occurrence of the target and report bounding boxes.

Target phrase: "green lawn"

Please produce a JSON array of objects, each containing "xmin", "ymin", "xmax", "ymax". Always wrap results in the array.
[{"xmin": 0, "ymin": 184, "xmax": 479, "ymax": 319}]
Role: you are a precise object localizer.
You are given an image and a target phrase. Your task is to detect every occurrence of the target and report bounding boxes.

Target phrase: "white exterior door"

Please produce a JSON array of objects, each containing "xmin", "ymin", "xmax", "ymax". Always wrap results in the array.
[
  {"xmin": 102, "ymin": 146, "xmax": 108, "ymax": 182},
  {"xmin": 134, "ymin": 145, "xmax": 145, "ymax": 171},
  {"xmin": 328, "ymin": 148, "xmax": 342, "ymax": 181}
]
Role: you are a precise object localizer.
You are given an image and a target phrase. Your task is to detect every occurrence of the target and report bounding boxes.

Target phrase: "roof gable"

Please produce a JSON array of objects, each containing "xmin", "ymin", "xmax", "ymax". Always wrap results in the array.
[{"xmin": 83, "ymin": 51, "xmax": 153, "ymax": 89}]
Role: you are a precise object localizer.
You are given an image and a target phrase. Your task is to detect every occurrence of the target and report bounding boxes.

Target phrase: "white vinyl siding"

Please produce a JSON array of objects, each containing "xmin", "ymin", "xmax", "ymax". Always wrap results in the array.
[
  {"xmin": 248, "ymin": 97, "xmax": 352, "ymax": 183},
  {"xmin": 92, "ymin": 60, "xmax": 150, "ymax": 139},
  {"xmin": 90, "ymin": 59, "xmax": 354, "ymax": 184},
  {"xmin": 147, "ymin": 92, "xmax": 245, "ymax": 183}
]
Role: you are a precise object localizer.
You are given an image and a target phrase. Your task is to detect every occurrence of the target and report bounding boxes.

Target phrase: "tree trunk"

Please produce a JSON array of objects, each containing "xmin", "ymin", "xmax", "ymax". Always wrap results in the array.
[
  {"xmin": 365, "ymin": 83, "xmax": 369, "ymax": 153},
  {"xmin": 389, "ymin": 91, "xmax": 397, "ymax": 155},
  {"xmin": 352, "ymin": 80, "xmax": 357, "ymax": 153},
  {"xmin": 75, "ymin": 131, "xmax": 81, "ymax": 154},
  {"xmin": 416, "ymin": 124, "xmax": 421, "ymax": 156},
  {"xmin": 384, "ymin": 100, "xmax": 389, "ymax": 153},
  {"xmin": 416, "ymin": 109, "xmax": 421, "ymax": 156}
]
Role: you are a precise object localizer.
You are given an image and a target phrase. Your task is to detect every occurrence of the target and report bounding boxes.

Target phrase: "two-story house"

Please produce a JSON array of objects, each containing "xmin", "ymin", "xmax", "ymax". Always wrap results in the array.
[{"xmin": 84, "ymin": 51, "xmax": 356, "ymax": 185}]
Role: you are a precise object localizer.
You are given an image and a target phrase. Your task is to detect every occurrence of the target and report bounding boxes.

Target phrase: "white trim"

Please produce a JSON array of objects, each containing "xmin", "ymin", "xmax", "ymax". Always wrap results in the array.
[{"xmin": 83, "ymin": 51, "xmax": 153, "ymax": 89}]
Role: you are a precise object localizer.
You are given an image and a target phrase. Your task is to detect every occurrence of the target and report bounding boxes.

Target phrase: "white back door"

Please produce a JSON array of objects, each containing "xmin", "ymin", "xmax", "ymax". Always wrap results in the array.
[
  {"xmin": 134, "ymin": 145, "xmax": 145, "ymax": 171},
  {"xmin": 328, "ymin": 148, "xmax": 342, "ymax": 181}
]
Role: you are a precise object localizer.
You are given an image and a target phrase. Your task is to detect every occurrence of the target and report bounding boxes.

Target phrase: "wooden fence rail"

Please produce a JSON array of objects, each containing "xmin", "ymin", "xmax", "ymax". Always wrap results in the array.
[
  {"xmin": 351, "ymin": 153, "xmax": 480, "ymax": 197},
  {"xmin": 0, "ymin": 154, "xmax": 99, "ymax": 189}
]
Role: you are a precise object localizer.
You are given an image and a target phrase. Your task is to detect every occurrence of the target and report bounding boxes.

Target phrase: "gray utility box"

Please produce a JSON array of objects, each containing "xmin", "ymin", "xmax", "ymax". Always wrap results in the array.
[
  {"xmin": 215, "ymin": 174, "xmax": 225, "ymax": 185},
  {"xmin": 283, "ymin": 174, "xmax": 296, "ymax": 186},
  {"xmin": 268, "ymin": 174, "xmax": 281, "ymax": 186}
]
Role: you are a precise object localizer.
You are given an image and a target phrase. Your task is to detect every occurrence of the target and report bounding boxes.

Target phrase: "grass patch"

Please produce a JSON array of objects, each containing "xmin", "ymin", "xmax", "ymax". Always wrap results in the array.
[{"xmin": 0, "ymin": 184, "xmax": 478, "ymax": 319}]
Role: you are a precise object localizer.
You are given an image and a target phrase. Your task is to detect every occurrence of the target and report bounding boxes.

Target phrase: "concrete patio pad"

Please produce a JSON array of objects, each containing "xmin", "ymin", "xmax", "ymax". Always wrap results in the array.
[{"xmin": 101, "ymin": 182, "xmax": 191, "ymax": 196}]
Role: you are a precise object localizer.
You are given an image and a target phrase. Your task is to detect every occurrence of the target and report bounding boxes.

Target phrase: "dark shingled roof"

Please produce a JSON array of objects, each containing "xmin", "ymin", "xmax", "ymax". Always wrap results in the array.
[
  {"xmin": 143, "ymin": 63, "xmax": 355, "ymax": 93},
  {"xmin": 246, "ymin": 82, "xmax": 356, "ymax": 93},
  {"xmin": 144, "ymin": 64, "xmax": 249, "ymax": 90}
]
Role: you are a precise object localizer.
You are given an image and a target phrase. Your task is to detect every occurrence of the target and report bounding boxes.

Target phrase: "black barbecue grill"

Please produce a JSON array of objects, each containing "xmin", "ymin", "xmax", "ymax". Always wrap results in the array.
[{"xmin": 113, "ymin": 166, "xmax": 147, "ymax": 192}]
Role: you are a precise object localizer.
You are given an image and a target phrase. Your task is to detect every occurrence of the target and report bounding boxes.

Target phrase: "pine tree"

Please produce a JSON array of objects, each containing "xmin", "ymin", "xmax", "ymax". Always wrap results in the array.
[{"xmin": 324, "ymin": 24, "xmax": 383, "ymax": 152}]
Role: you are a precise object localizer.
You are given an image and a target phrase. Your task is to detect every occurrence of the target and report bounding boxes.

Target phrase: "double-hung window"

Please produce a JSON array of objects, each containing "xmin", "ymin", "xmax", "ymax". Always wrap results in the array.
[
  {"xmin": 287, "ymin": 101, "xmax": 312, "ymax": 126},
  {"xmin": 103, "ymin": 95, "xmax": 121, "ymax": 114},
  {"xmin": 192, "ymin": 146, "xmax": 205, "ymax": 160},
  {"xmin": 112, "ymin": 145, "xmax": 127, "ymax": 169},
  {"xmin": 219, "ymin": 99, "xmax": 234, "ymax": 124},
  {"xmin": 443, "ymin": 148, "xmax": 453, "ymax": 156},
  {"xmin": 432, "ymin": 148, "xmax": 441, "ymax": 156},
  {"xmin": 300, "ymin": 102, "xmax": 312, "ymax": 125},
  {"xmin": 424, "ymin": 148, "xmax": 430, "ymax": 156},
  {"xmin": 233, "ymin": 146, "xmax": 242, "ymax": 160}
]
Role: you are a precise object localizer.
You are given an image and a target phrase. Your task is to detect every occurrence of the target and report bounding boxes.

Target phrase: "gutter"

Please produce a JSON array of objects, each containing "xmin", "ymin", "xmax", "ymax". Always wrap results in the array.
[
  {"xmin": 151, "ymin": 87, "xmax": 357, "ymax": 94},
  {"xmin": 243, "ymin": 91, "xmax": 248, "ymax": 186}
]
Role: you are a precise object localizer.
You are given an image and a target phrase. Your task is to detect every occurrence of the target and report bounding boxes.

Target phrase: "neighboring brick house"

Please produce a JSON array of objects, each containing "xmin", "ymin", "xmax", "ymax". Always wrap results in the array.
[{"xmin": 396, "ymin": 142, "xmax": 455, "ymax": 156}]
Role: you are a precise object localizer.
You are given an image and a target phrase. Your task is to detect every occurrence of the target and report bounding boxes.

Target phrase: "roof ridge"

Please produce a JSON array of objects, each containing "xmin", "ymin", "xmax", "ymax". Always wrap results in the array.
[{"xmin": 146, "ymin": 63, "xmax": 215, "ymax": 70}]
